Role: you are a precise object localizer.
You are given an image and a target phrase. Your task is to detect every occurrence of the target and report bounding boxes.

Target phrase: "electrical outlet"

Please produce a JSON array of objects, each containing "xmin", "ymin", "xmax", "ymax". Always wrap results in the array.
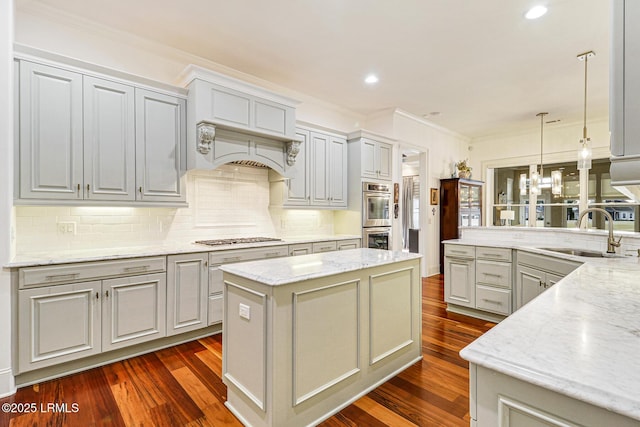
[
  {"xmin": 239, "ymin": 303, "xmax": 251, "ymax": 320},
  {"xmin": 57, "ymin": 221, "xmax": 76, "ymax": 235}
]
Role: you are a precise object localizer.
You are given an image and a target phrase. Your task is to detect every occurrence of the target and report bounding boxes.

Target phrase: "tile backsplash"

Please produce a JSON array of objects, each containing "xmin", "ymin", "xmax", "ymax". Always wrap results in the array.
[{"xmin": 15, "ymin": 165, "xmax": 335, "ymax": 254}]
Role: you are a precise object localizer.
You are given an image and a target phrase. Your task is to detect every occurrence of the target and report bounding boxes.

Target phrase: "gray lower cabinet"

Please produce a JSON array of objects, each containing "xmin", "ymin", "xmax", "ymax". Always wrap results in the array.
[
  {"xmin": 475, "ymin": 247, "xmax": 513, "ymax": 316},
  {"xmin": 16, "ymin": 257, "xmax": 167, "ymax": 373},
  {"xmin": 515, "ymin": 251, "xmax": 581, "ymax": 309},
  {"xmin": 444, "ymin": 245, "xmax": 476, "ymax": 308},
  {"xmin": 18, "ymin": 281, "xmax": 102, "ymax": 373},
  {"xmin": 102, "ymin": 273, "xmax": 166, "ymax": 351},
  {"xmin": 167, "ymin": 253, "xmax": 208, "ymax": 336}
]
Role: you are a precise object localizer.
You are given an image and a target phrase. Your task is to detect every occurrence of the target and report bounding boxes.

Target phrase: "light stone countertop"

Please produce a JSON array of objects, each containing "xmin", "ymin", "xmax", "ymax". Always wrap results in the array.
[
  {"xmin": 220, "ymin": 248, "xmax": 422, "ymax": 286},
  {"xmin": 5, "ymin": 235, "xmax": 361, "ymax": 268},
  {"xmin": 458, "ymin": 243, "xmax": 640, "ymax": 420}
]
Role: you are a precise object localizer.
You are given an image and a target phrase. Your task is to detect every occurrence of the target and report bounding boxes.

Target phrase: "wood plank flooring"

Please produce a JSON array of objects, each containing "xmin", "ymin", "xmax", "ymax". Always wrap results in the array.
[{"xmin": 0, "ymin": 275, "xmax": 494, "ymax": 427}]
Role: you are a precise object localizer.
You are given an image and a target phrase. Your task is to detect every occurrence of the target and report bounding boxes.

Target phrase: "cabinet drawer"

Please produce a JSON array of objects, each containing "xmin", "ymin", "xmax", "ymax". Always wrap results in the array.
[
  {"xmin": 476, "ymin": 246, "xmax": 512, "ymax": 262},
  {"xmin": 476, "ymin": 260, "xmax": 511, "ymax": 288},
  {"xmin": 444, "ymin": 244, "xmax": 475, "ymax": 259},
  {"xmin": 289, "ymin": 243, "xmax": 313, "ymax": 256},
  {"xmin": 312, "ymin": 241, "xmax": 337, "ymax": 253},
  {"xmin": 209, "ymin": 245, "xmax": 288, "ymax": 265},
  {"xmin": 19, "ymin": 256, "xmax": 167, "ymax": 288},
  {"xmin": 208, "ymin": 294, "xmax": 223, "ymax": 325},
  {"xmin": 337, "ymin": 239, "xmax": 360, "ymax": 250},
  {"xmin": 476, "ymin": 285, "xmax": 511, "ymax": 315}
]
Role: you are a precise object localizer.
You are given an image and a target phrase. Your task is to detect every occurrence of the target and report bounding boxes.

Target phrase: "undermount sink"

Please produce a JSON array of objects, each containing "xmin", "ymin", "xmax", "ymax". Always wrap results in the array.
[{"xmin": 537, "ymin": 248, "xmax": 610, "ymax": 258}]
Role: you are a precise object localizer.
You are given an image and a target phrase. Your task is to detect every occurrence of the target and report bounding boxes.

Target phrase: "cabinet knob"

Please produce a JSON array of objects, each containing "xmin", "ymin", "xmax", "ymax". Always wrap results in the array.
[
  {"xmin": 105, "ymin": 290, "xmax": 110, "ymax": 298},
  {"xmin": 86, "ymin": 184, "xmax": 90, "ymax": 198},
  {"xmin": 77, "ymin": 184, "xmax": 81, "ymax": 197},
  {"xmin": 139, "ymin": 186, "xmax": 143, "ymax": 193},
  {"xmin": 96, "ymin": 292, "xmax": 99, "ymax": 300}
]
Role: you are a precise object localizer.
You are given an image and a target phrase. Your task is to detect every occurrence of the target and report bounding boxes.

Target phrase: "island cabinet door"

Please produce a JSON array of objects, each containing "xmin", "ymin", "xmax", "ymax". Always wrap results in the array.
[
  {"xmin": 167, "ymin": 253, "xmax": 208, "ymax": 336},
  {"xmin": 444, "ymin": 257, "xmax": 475, "ymax": 308},
  {"xmin": 102, "ymin": 273, "xmax": 166, "ymax": 351},
  {"xmin": 18, "ymin": 281, "xmax": 102, "ymax": 373}
]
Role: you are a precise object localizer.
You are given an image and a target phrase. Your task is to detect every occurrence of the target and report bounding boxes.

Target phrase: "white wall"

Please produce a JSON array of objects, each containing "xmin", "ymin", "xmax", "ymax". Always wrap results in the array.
[{"xmin": 0, "ymin": 0, "xmax": 15, "ymax": 398}]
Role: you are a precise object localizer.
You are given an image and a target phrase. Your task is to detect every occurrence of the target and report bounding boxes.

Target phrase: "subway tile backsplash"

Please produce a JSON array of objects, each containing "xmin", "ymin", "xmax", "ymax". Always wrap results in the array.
[{"xmin": 15, "ymin": 165, "xmax": 335, "ymax": 254}]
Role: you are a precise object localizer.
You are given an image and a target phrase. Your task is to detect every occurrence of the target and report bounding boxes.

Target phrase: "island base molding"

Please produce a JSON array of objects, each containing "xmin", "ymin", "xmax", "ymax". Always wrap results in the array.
[{"xmin": 471, "ymin": 364, "xmax": 640, "ymax": 426}]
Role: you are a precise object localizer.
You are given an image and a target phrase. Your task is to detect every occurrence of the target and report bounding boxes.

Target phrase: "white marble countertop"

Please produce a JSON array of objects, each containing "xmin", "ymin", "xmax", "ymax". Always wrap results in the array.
[
  {"xmin": 460, "ymin": 254, "xmax": 640, "ymax": 420},
  {"xmin": 220, "ymin": 248, "xmax": 422, "ymax": 286},
  {"xmin": 5, "ymin": 235, "xmax": 361, "ymax": 268}
]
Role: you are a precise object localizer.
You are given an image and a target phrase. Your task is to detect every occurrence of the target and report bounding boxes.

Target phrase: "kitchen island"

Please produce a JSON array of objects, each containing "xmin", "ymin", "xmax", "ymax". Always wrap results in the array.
[
  {"xmin": 220, "ymin": 248, "xmax": 422, "ymax": 427},
  {"xmin": 461, "ymin": 258, "xmax": 640, "ymax": 426}
]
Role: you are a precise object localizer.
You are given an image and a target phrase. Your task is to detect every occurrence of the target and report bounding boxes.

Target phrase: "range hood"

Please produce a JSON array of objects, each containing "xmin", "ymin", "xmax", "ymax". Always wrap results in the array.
[{"xmin": 179, "ymin": 65, "xmax": 302, "ymax": 178}]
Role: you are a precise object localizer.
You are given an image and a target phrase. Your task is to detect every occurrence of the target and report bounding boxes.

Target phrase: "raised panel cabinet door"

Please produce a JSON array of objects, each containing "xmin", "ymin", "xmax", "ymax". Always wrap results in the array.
[
  {"xmin": 444, "ymin": 257, "xmax": 475, "ymax": 308},
  {"xmin": 329, "ymin": 136, "xmax": 348, "ymax": 206},
  {"xmin": 516, "ymin": 265, "xmax": 544, "ymax": 310},
  {"xmin": 285, "ymin": 129, "xmax": 311, "ymax": 206},
  {"xmin": 167, "ymin": 253, "xmax": 208, "ymax": 336},
  {"xmin": 377, "ymin": 142, "xmax": 392, "ymax": 180},
  {"xmin": 102, "ymin": 273, "xmax": 167, "ymax": 351},
  {"xmin": 361, "ymin": 139, "xmax": 378, "ymax": 178},
  {"xmin": 310, "ymin": 132, "xmax": 330, "ymax": 206},
  {"xmin": 135, "ymin": 88, "xmax": 186, "ymax": 202},
  {"xmin": 18, "ymin": 281, "xmax": 102, "ymax": 373},
  {"xmin": 83, "ymin": 76, "xmax": 135, "ymax": 201},
  {"xmin": 19, "ymin": 61, "xmax": 83, "ymax": 200}
]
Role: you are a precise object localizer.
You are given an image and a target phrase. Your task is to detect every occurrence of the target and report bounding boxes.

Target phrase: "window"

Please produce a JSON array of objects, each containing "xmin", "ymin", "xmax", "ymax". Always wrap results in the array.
[{"xmin": 493, "ymin": 158, "xmax": 640, "ymax": 231}]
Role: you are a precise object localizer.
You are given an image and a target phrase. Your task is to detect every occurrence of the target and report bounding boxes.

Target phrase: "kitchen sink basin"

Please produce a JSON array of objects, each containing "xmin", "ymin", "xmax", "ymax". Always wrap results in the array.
[{"xmin": 537, "ymin": 248, "xmax": 609, "ymax": 258}]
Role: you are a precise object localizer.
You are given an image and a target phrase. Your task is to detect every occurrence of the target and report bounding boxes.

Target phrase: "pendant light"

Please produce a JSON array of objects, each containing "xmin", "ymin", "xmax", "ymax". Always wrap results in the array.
[
  {"xmin": 520, "ymin": 113, "xmax": 562, "ymax": 196},
  {"xmin": 577, "ymin": 51, "xmax": 595, "ymax": 170}
]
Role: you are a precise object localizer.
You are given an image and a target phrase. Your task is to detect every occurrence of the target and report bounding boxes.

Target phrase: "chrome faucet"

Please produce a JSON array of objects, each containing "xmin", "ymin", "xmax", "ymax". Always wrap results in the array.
[{"xmin": 577, "ymin": 207, "xmax": 622, "ymax": 254}]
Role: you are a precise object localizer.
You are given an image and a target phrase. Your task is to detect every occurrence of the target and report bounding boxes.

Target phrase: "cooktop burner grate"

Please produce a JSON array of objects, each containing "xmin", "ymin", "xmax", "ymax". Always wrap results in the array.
[{"xmin": 194, "ymin": 237, "xmax": 282, "ymax": 246}]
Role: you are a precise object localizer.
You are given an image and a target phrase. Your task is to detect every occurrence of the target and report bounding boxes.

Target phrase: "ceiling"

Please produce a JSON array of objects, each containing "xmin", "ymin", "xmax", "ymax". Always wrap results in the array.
[{"xmin": 17, "ymin": 0, "xmax": 610, "ymax": 139}]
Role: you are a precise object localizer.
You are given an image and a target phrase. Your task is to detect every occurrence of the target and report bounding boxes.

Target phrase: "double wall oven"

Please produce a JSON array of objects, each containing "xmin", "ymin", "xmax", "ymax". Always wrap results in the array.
[{"xmin": 362, "ymin": 182, "xmax": 392, "ymax": 250}]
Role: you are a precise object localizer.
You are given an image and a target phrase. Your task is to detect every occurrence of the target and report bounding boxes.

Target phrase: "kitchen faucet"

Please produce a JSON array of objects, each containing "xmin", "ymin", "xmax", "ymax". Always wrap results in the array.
[{"xmin": 577, "ymin": 207, "xmax": 622, "ymax": 254}]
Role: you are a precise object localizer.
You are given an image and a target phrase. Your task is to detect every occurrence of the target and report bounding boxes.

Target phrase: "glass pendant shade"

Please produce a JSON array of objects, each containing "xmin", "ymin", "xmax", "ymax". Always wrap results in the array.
[
  {"xmin": 578, "ymin": 140, "xmax": 592, "ymax": 170},
  {"xmin": 551, "ymin": 170, "xmax": 562, "ymax": 195},
  {"xmin": 520, "ymin": 173, "xmax": 527, "ymax": 196},
  {"xmin": 530, "ymin": 170, "xmax": 540, "ymax": 195}
]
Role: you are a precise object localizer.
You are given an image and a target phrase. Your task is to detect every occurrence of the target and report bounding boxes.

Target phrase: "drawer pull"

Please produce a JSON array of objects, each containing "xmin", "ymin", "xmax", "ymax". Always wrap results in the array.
[
  {"xmin": 482, "ymin": 253, "xmax": 503, "ymax": 258},
  {"xmin": 45, "ymin": 273, "xmax": 80, "ymax": 282},
  {"xmin": 450, "ymin": 250, "xmax": 468, "ymax": 254},
  {"xmin": 264, "ymin": 252, "xmax": 281, "ymax": 257},
  {"xmin": 482, "ymin": 272, "xmax": 502, "ymax": 278},
  {"xmin": 482, "ymin": 298, "xmax": 503, "ymax": 305},
  {"xmin": 123, "ymin": 265, "xmax": 150, "ymax": 273},
  {"xmin": 222, "ymin": 256, "xmax": 242, "ymax": 262},
  {"xmin": 318, "ymin": 246, "xmax": 333, "ymax": 251}
]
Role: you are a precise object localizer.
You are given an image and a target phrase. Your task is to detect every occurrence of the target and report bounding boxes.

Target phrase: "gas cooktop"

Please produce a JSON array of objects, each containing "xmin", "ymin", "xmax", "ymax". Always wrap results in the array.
[{"xmin": 194, "ymin": 237, "xmax": 283, "ymax": 246}]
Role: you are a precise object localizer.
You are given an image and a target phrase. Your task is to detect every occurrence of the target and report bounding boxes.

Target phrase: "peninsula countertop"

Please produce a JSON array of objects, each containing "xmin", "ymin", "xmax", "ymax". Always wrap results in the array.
[
  {"xmin": 460, "ymin": 258, "xmax": 640, "ymax": 421},
  {"xmin": 220, "ymin": 248, "xmax": 422, "ymax": 286}
]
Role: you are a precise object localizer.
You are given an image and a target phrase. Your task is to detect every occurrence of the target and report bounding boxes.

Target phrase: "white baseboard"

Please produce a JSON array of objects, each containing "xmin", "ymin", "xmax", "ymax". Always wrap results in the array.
[{"xmin": 0, "ymin": 366, "xmax": 16, "ymax": 398}]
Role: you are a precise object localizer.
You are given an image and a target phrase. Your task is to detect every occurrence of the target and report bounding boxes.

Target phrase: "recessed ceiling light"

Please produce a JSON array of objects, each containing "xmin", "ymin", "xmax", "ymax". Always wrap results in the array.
[
  {"xmin": 364, "ymin": 74, "xmax": 379, "ymax": 85},
  {"xmin": 525, "ymin": 5, "xmax": 547, "ymax": 20}
]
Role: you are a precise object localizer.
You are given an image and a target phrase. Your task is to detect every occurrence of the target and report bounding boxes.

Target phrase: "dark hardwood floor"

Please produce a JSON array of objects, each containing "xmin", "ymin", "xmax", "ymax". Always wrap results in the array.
[{"xmin": 0, "ymin": 275, "xmax": 494, "ymax": 427}]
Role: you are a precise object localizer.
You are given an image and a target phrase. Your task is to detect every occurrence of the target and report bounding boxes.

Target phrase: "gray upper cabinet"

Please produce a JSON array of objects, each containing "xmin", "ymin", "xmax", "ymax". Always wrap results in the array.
[
  {"xmin": 19, "ymin": 61, "xmax": 84, "ymax": 200},
  {"xmin": 348, "ymin": 131, "xmax": 395, "ymax": 182},
  {"xmin": 16, "ymin": 56, "xmax": 187, "ymax": 206},
  {"xmin": 270, "ymin": 125, "xmax": 347, "ymax": 209},
  {"xmin": 282, "ymin": 129, "xmax": 311, "ymax": 206},
  {"xmin": 135, "ymin": 89, "xmax": 186, "ymax": 203},
  {"xmin": 84, "ymin": 76, "xmax": 136, "ymax": 201},
  {"xmin": 610, "ymin": 0, "xmax": 640, "ymax": 190}
]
